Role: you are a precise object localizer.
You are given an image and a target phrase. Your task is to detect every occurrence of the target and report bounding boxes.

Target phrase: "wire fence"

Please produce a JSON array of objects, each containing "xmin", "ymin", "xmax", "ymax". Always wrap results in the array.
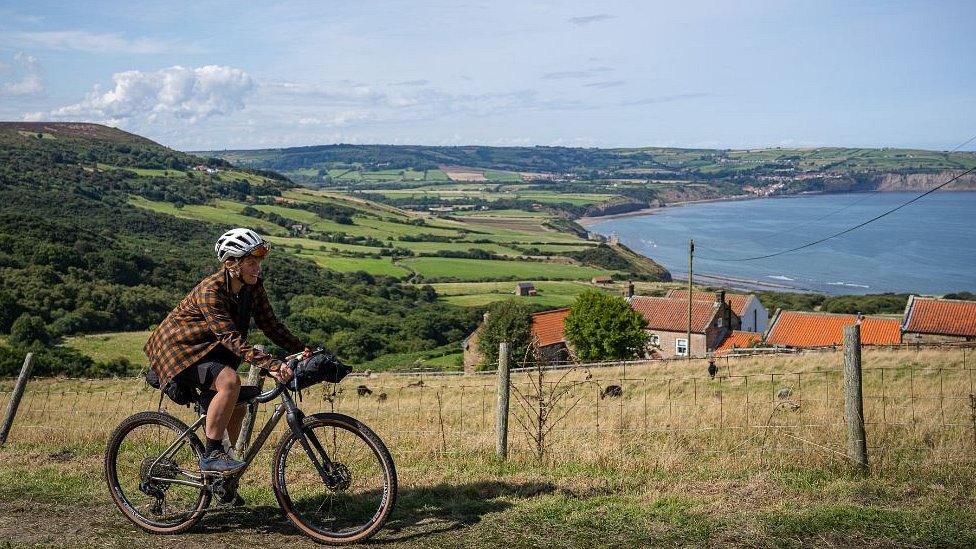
[{"xmin": 1, "ymin": 343, "xmax": 974, "ymax": 472}]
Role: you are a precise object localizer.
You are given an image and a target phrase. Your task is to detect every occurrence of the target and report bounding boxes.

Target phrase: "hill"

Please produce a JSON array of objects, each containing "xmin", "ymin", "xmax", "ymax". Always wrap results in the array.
[
  {"xmin": 200, "ymin": 143, "xmax": 976, "ymax": 196},
  {"xmin": 0, "ymin": 122, "xmax": 482, "ymax": 374},
  {"xmin": 0, "ymin": 122, "xmax": 672, "ymax": 375}
]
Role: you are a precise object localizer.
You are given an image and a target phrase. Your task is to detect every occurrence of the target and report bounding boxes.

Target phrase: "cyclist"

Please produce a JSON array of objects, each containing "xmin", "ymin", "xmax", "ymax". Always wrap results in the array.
[{"xmin": 144, "ymin": 228, "xmax": 310, "ymax": 476}]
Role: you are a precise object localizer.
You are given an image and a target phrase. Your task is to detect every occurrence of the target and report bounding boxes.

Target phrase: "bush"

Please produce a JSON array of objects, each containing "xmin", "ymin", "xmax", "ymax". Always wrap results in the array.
[
  {"xmin": 477, "ymin": 299, "xmax": 533, "ymax": 369},
  {"xmin": 564, "ymin": 290, "xmax": 648, "ymax": 361},
  {"xmin": 9, "ymin": 314, "xmax": 51, "ymax": 346}
]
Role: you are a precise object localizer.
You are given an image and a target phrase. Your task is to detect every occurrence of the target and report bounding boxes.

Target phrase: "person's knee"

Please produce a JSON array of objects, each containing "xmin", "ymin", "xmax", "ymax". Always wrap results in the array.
[{"xmin": 215, "ymin": 368, "xmax": 241, "ymax": 393}]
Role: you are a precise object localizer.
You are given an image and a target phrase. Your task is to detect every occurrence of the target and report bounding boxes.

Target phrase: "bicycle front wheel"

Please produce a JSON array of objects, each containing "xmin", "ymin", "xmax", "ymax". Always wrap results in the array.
[{"xmin": 272, "ymin": 413, "xmax": 397, "ymax": 544}]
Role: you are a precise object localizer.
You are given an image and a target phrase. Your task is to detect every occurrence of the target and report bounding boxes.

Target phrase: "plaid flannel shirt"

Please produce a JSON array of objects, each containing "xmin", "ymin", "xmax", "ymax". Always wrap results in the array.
[{"xmin": 145, "ymin": 267, "xmax": 304, "ymax": 383}]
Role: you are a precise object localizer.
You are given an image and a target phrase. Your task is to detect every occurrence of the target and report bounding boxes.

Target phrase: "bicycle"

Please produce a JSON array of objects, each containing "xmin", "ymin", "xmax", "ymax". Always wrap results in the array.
[{"xmin": 104, "ymin": 350, "xmax": 397, "ymax": 545}]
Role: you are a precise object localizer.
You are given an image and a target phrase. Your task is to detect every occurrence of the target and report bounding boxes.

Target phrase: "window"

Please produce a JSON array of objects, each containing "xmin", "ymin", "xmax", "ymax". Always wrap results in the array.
[
  {"xmin": 676, "ymin": 338, "xmax": 688, "ymax": 356},
  {"xmin": 650, "ymin": 334, "xmax": 660, "ymax": 346}
]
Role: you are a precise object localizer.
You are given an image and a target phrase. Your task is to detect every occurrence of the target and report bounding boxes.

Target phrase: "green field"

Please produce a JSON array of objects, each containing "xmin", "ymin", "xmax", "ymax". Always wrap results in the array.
[
  {"xmin": 127, "ymin": 183, "xmax": 631, "ymax": 285},
  {"xmin": 129, "ymin": 196, "xmax": 287, "ymax": 235},
  {"xmin": 298, "ymin": 251, "xmax": 411, "ymax": 277},
  {"xmin": 63, "ymin": 331, "xmax": 151, "ymax": 365},
  {"xmin": 401, "ymin": 257, "xmax": 611, "ymax": 281}
]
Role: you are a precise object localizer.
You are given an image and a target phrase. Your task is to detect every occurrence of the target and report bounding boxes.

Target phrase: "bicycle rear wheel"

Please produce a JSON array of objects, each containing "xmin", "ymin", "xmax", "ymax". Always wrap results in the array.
[
  {"xmin": 104, "ymin": 411, "xmax": 211, "ymax": 534},
  {"xmin": 272, "ymin": 413, "xmax": 397, "ymax": 544}
]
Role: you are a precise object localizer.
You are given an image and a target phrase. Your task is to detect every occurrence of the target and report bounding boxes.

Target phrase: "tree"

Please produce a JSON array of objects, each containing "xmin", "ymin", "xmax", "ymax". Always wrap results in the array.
[
  {"xmin": 563, "ymin": 290, "xmax": 648, "ymax": 362},
  {"xmin": 477, "ymin": 299, "xmax": 533, "ymax": 368},
  {"xmin": 10, "ymin": 313, "xmax": 51, "ymax": 347}
]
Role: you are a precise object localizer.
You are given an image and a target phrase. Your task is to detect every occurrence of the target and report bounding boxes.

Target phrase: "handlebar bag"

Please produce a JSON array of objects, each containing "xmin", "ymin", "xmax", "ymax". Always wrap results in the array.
[{"xmin": 291, "ymin": 353, "xmax": 352, "ymax": 390}]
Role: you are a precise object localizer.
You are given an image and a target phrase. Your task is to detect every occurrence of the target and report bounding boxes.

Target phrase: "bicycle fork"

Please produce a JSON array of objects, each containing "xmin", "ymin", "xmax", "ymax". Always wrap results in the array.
[{"xmin": 281, "ymin": 392, "xmax": 345, "ymax": 489}]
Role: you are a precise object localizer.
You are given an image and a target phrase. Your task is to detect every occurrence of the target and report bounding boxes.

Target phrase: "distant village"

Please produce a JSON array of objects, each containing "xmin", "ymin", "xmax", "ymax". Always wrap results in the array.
[{"xmin": 462, "ymin": 286, "xmax": 976, "ymax": 372}]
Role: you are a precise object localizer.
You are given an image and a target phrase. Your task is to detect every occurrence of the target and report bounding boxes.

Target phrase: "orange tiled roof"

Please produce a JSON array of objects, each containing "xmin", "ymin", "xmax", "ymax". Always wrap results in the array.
[
  {"xmin": 766, "ymin": 311, "xmax": 901, "ymax": 348},
  {"xmin": 630, "ymin": 296, "xmax": 719, "ymax": 333},
  {"xmin": 715, "ymin": 330, "xmax": 763, "ymax": 355},
  {"xmin": 531, "ymin": 308, "xmax": 570, "ymax": 347},
  {"xmin": 903, "ymin": 296, "xmax": 976, "ymax": 338},
  {"xmin": 667, "ymin": 290, "xmax": 754, "ymax": 317}
]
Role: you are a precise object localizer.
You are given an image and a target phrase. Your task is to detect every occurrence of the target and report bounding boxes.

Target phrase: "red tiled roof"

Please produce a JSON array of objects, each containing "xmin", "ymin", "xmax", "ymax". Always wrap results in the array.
[
  {"xmin": 766, "ymin": 311, "xmax": 901, "ymax": 348},
  {"xmin": 903, "ymin": 297, "xmax": 976, "ymax": 338},
  {"xmin": 715, "ymin": 331, "xmax": 763, "ymax": 355},
  {"xmin": 630, "ymin": 296, "xmax": 719, "ymax": 333},
  {"xmin": 531, "ymin": 308, "xmax": 570, "ymax": 347},
  {"xmin": 667, "ymin": 290, "xmax": 754, "ymax": 317}
]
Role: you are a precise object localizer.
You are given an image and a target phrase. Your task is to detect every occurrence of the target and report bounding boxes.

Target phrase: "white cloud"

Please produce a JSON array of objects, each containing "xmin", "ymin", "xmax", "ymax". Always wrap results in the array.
[
  {"xmin": 568, "ymin": 14, "xmax": 615, "ymax": 26},
  {"xmin": 0, "ymin": 52, "xmax": 43, "ymax": 96},
  {"xmin": 28, "ymin": 65, "xmax": 254, "ymax": 124},
  {"xmin": 6, "ymin": 30, "xmax": 191, "ymax": 54}
]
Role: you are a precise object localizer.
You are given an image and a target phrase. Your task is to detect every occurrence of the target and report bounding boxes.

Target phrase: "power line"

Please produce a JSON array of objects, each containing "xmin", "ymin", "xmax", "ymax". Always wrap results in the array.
[
  {"xmin": 700, "ymin": 165, "xmax": 976, "ymax": 262},
  {"xmin": 731, "ymin": 133, "xmax": 976, "ymax": 246}
]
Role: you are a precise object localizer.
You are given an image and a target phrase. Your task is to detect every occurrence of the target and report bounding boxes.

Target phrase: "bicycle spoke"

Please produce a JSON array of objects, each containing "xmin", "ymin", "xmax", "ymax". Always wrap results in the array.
[{"xmin": 278, "ymin": 417, "xmax": 392, "ymax": 540}]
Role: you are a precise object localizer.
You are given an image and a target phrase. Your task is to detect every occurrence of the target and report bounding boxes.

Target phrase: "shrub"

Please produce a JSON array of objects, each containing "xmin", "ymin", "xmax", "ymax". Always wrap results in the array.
[{"xmin": 564, "ymin": 290, "xmax": 648, "ymax": 361}]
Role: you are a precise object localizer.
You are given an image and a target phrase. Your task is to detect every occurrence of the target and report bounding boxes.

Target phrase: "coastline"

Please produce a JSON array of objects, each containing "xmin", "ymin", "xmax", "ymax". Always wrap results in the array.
[
  {"xmin": 580, "ymin": 190, "xmax": 976, "ymax": 295},
  {"xmin": 578, "ymin": 193, "xmax": 765, "ymax": 227}
]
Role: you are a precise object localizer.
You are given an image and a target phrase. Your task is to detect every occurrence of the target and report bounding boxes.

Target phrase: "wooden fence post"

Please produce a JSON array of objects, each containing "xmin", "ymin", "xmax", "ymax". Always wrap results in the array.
[
  {"xmin": 496, "ymin": 341, "xmax": 510, "ymax": 460},
  {"xmin": 234, "ymin": 346, "xmax": 266, "ymax": 454},
  {"xmin": 843, "ymin": 325, "xmax": 868, "ymax": 471},
  {"xmin": 0, "ymin": 352, "xmax": 36, "ymax": 446}
]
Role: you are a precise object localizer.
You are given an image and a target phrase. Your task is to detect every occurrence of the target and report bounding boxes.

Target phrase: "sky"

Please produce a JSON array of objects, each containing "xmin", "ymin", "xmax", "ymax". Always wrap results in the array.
[{"xmin": 0, "ymin": 0, "xmax": 974, "ymax": 151}]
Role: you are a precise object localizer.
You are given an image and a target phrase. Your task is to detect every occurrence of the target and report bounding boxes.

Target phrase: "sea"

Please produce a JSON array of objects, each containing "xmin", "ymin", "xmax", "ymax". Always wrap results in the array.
[{"xmin": 587, "ymin": 192, "xmax": 976, "ymax": 295}]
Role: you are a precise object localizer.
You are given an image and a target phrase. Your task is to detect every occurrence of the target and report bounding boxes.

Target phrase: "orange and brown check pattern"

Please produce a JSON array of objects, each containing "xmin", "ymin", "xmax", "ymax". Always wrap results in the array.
[{"xmin": 144, "ymin": 267, "xmax": 304, "ymax": 383}]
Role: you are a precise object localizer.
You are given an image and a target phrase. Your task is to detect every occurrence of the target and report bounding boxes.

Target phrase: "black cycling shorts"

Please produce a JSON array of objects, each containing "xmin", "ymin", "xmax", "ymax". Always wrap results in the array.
[{"xmin": 174, "ymin": 347, "xmax": 240, "ymax": 410}]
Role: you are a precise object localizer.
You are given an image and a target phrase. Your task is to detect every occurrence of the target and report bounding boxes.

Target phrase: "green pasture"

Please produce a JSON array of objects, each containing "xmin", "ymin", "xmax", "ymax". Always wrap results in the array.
[
  {"xmin": 297, "ymin": 251, "xmax": 410, "ymax": 277},
  {"xmin": 129, "ymin": 197, "xmax": 287, "ymax": 235},
  {"xmin": 63, "ymin": 331, "xmax": 151, "ymax": 365},
  {"xmin": 401, "ymin": 257, "xmax": 611, "ymax": 281},
  {"xmin": 453, "ymin": 209, "xmax": 551, "ymax": 218}
]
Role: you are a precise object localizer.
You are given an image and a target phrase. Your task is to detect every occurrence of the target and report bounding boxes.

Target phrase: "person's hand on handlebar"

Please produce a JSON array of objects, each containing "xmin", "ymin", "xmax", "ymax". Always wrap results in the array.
[{"xmin": 268, "ymin": 362, "xmax": 294, "ymax": 384}]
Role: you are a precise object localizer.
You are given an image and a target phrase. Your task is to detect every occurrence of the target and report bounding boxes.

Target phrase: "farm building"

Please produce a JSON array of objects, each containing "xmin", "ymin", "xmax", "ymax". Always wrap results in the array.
[
  {"xmin": 901, "ymin": 296, "xmax": 976, "ymax": 343},
  {"xmin": 765, "ymin": 310, "xmax": 902, "ymax": 349},
  {"xmin": 515, "ymin": 282, "xmax": 537, "ymax": 296},
  {"xmin": 629, "ymin": 294, "xmax": 737, "ymax": 358},
  {"xmin": 529, "ymin": 308, "xmax": 572, "ymax": 364},
  {"xmin": 461, "ymin": 308, "xmax": 571, "ymax": 371},
  {"xmin": 714, "ymin": 330, "xmax": 763, "ymax": 356},
  {"xmin": 667, "ymin": 289, "xmax": 769, "ymax": 333},
  {"xmin": 591, "ymin": 275, "xmax": 613, "ymax": 284}
]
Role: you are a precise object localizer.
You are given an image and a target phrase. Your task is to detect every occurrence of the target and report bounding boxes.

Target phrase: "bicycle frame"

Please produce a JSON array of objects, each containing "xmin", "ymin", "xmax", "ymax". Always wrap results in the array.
[{"xmin": 148, "ymin": 382, "xmax": 338, "ymax": 490}]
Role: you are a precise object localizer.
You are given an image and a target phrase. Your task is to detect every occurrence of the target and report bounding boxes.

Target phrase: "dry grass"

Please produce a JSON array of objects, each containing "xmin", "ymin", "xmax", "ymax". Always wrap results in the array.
[{"xmin": 1, "ymin": 346, "xmax": 974, "ymax": 546}]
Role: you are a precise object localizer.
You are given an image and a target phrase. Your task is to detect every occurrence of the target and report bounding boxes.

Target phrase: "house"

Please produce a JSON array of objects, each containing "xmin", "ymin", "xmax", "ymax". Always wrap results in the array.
[
  {"xmin": 667, "ymin": 289, "xmax": 769, "ymax": 333},
  {"xmin": 591, "ymin": 275, "xmax": 613, "ymax": 285},
  {"xmin": 290, "ymin": 223, "xmax": 309, "ymax": 236},
  {"xmin": 714, "ymin": 330, "xmax": 763, "ymax": 356},
  {"xmin": 461, "ymin": 308, "xmax": 571, "ymax": 371},
  {"xmin": 530, "ymin": 308, "xmax": 571, "ymax": 363},
  {"xmin": 629, "ymin": 293, "xmax": 737, "ymax": 358},
  {"xmin": 901, "ymin": 296, "xmax": 976, "ymax": 343},
  {"xmin": 515, "ymin": 282, "xmax": 537, "ymax": 296},
  {"xmin": 765, "ymin": 310, "xmax": 901, "ymax": 349}
]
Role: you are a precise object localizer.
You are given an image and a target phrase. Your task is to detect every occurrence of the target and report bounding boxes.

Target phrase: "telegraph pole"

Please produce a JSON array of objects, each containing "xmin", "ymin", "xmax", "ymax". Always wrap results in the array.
[{"xmin": 687, "ymin": 239, "xmax": 694, "ymax": 359}]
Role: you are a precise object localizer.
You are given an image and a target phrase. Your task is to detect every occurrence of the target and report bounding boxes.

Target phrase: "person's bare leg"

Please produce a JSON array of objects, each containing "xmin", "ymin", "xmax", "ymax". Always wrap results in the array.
[
  {"xmin": 205, "ymin": 367, "xmax": 240, "ymax": 442},
  {"xmin": 227, "ymin": 404, "xmax": 247, "ymax": 446}
]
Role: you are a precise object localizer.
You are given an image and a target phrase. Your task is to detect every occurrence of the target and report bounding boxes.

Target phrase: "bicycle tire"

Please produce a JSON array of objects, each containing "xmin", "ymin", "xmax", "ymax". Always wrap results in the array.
[
  {"xmin": 272, "ymin": 412, "xmax": 397, "ymax": 544},
  {"xmin": 105, "ymin": 411, "xmax": 211, "ymax": 534}
]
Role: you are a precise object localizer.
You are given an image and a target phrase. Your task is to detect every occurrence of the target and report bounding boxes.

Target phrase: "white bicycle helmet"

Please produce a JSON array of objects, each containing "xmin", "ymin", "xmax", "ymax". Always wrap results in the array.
[{"xmin": 215, "ymin": 228, "xmax": 268, "ymax": 262}]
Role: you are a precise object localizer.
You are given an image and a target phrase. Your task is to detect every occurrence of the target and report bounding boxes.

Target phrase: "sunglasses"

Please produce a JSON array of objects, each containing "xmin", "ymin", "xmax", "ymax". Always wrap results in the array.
[{"xmin": 247, "ymin": 243, "xmax": 271, "ymax": 259}]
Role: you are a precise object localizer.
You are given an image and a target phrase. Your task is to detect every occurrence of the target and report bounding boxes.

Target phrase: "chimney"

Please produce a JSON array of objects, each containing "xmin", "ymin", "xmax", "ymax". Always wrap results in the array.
[
  {"xmin": 715, "ymin": 290, "xmax": 725, "ymax": 305},
  {"xmin": 626, "ymin": 281, "xmax": 635, "ymax": 299}
]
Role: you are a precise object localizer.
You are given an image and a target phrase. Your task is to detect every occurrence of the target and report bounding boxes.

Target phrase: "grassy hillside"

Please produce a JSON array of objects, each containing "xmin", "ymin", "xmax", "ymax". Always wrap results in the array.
[{"xmin": 0, "ymin": 123, "xmax": 482, "ymax": 373}]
